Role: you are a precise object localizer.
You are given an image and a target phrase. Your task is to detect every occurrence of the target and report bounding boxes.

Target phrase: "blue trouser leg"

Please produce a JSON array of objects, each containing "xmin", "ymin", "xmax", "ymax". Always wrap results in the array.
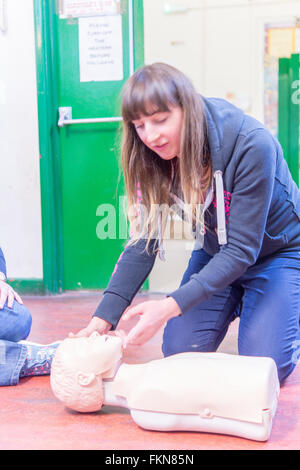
[
  {"xmin": 162, "ymin": 249, "xmax": 242, "ymax": 355},
  {"xmin": 0, "ymin": 300, "xmax": 32, "ymax": 386},
  {"xmin": 162, "ymin": 249, "xmax": 300, "ymax": 385},
  {"xmin": 237, "ymin": 251, "xmax": 300, "ymax": 384}
]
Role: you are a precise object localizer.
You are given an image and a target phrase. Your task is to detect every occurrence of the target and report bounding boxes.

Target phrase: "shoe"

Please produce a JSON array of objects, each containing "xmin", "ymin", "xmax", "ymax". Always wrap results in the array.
[{"xmin": 19, "ymin": 340, "xmax": 61, "ymax": 378}]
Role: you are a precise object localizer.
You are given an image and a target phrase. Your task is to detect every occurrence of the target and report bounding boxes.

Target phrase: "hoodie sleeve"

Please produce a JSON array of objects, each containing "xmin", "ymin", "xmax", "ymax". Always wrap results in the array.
[
  {"xmin": 0, "ymin": 248, "xmax": 7, "ymax": 277},
  {"xmin": 93, "ymin": 239, "xmax": 157, "ymax": 329},
  {"xmin": 169, "ymin": 129, "xmax": 277, "ymax": 314}
]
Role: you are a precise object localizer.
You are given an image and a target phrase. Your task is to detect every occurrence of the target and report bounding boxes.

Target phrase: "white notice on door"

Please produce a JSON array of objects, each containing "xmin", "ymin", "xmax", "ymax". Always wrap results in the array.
[
  {"xmin": 79, "ymin": 15, "xmax": 123, "ymax": 82},
  {"xmin": 60, "ymin": 0, "xmax": 121, "ymax": 18}
]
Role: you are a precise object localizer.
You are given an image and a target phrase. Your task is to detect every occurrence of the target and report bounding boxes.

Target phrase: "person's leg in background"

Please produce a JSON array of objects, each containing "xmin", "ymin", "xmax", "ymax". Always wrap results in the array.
[
  {"xmin": 0, "ymin": 300, "xmax": 60, "ymax": 386},
  {"xmin": 162, "ymin": 249, "xmax": 243, "ymax": 357},
  {"xmin": 237, "ymin": 251, "xmax": 300, "ymax": 385},
  {"xmin": 0, "ymin": 300, "xmax": 32, "ymax": 385}
]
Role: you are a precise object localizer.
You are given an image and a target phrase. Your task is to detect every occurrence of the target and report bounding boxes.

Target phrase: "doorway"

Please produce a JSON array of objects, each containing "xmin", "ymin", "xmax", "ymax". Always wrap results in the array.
[{"xmin": 34, "ymin": 0, "xmax": 144, "ymax": 293}]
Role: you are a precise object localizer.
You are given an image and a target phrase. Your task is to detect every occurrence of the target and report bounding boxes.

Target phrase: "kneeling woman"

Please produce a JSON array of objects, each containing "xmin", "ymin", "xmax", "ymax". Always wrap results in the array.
[{"xmin": 73, "ymin": 63, "xmax": 300, "ymax": 385}]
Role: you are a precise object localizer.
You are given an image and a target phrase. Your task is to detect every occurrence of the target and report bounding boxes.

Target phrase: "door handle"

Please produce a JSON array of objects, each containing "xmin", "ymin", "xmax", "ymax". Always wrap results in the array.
[{"xmin": 58, "ymin": 107, "xmax": 123, "ymax": 127}]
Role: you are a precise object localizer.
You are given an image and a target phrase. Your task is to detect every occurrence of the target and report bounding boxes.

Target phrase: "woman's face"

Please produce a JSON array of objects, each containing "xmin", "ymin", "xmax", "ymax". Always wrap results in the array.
[{"xmin": 132, "ymin": 105, "xmax": 183, "ymax": 160}]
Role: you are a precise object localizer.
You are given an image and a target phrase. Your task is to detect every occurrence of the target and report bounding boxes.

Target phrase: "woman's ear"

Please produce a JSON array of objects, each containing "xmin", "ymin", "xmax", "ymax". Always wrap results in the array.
[{"xmin": 76, "ymin": 372, "xmax": 96, "ymax": 387}]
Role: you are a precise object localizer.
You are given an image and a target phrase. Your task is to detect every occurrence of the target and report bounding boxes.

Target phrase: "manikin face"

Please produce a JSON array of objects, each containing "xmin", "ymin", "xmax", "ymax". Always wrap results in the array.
[
  {"xmin": 132, "ymin": 105, "xmax": 183, "ymax": 160},
  {"xmin": 59, "ymin": 332, "xmax": 123, "ymax": 376},
  {"xmin": 50, "ymin": 332, "xmax": 123, "ymax": 412}
]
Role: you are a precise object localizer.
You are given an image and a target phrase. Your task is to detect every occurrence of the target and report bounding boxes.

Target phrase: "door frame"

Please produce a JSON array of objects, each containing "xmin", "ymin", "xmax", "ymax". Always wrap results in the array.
[{"xmin": 33, "ymin": 0, "xmax": 145, "ymax": 294}]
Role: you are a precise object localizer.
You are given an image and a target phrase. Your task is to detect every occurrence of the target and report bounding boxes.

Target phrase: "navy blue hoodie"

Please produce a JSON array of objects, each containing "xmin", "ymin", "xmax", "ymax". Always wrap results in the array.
[{"xmin": 93, "ymin": 97, "xmax": 300, "ymax": 329}]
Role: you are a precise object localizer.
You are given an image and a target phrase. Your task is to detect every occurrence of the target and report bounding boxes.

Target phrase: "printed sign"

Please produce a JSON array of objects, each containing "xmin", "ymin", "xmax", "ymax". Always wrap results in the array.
[
  {"xmin": 60, "ymin": 0, "xmax": 121, "ymax": 18},
  {"xmin": 79, "ymin": 15, "xmax": 123, "ymax": 82}
]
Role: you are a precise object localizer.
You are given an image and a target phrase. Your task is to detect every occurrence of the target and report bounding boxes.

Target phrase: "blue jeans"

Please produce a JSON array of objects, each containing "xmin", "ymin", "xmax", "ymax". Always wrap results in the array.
[
  {"xmin": 162, "ymin": 249, "xmax": 300, "ymax": 385},
  {"xmin": 0, "ymin": 300, "xmax": 32, "ymax": 386}
]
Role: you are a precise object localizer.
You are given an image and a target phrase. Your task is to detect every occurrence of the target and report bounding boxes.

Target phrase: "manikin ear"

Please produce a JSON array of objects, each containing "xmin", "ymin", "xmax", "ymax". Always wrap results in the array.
[{"xmin": 76, "ymin": 372, "xmax": 96, "ymax": 387}]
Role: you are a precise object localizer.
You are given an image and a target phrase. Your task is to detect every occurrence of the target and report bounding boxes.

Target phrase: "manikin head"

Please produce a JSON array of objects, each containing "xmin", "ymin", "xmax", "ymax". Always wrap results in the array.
[{"xmin": 50, "ymin": 332, "xmax": 123, "ymax": 412}]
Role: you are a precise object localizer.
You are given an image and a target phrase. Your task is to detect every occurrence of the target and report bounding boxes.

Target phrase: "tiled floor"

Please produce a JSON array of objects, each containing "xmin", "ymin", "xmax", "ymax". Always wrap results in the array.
[{"xmin": 0, "ymin": 291, "xmax": 299, "ymax": 450}]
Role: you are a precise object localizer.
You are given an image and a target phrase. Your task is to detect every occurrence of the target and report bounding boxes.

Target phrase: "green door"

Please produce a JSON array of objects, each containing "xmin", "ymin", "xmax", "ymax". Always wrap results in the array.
[{"xmin": 34, "ymin": 0, "xmax": 144, "ymax": 292}]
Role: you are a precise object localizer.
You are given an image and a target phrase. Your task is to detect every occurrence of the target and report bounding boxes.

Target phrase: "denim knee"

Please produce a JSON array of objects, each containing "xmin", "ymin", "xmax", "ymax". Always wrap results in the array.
[
  {"xmin": 12, "ymin": 303, "xmax": 32, "ymax": 341},
  {"xmin": 0, "ymin": 301, "xmax": 32, "ymax": 342},
  {"xmin": 162, "ymin": 317, "xmax": 185, "ymax": 356},
  {"xmin": 277, "ymin": 361, "xmax": 296, "ymax": 385},
  {"xmin": 162, "ymin": 316, "xmax": 217, "ymax": 357}
]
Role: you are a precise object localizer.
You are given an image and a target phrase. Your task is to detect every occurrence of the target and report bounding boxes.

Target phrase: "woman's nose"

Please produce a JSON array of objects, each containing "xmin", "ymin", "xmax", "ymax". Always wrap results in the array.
[{"xmin": 145, "ymin": 125, "xmax": 160, "ymax": 145}]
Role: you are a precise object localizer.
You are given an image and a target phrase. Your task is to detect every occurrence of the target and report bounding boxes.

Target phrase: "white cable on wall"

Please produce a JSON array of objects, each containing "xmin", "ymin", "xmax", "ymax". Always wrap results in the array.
[
  {"xmin": 128, "ymin": 0, "xmax": 134, "ymax": 75},
  {"xmin": 0, "ymin": 0, "xmax": 7, "ymax": 33}
]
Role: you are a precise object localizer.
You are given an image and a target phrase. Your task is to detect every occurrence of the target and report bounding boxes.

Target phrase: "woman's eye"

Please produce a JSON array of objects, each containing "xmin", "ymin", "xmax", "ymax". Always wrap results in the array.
[{"xmin": 155, "ymin": 117, "xmax": 167, "ymax": 124}]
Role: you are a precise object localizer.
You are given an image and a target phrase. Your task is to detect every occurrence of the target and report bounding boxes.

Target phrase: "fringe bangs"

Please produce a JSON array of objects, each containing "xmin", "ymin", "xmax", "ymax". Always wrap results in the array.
[{"xmin": 122, "ymin": 65, "xmax": 181, "ymax": 122}]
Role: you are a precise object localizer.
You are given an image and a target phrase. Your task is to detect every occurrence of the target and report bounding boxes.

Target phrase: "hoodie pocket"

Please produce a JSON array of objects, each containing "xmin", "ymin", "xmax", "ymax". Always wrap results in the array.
[{"xmin": 260, "ymin": 230, "xmax": 288, "ymax": 257}]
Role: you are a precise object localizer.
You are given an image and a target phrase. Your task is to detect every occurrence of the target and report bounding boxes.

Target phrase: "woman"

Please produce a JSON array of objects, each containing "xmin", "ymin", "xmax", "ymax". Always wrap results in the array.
[{"xmin": 72, "ymin": 63, "xmax": 300, "ymax": 385}]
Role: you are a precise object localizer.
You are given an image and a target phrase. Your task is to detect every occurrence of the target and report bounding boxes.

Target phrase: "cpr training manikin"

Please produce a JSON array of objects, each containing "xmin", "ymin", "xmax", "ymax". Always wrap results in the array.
[{"xmin": 50, "ymin": 332, "xmax": 280, "ymax": 441}]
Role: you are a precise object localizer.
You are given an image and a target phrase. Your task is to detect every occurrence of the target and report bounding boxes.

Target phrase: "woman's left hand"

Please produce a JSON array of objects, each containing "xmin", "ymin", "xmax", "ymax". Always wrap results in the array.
[{"xmin": 122, "ymin": 297, "xmax": 181, "ymax": 347}]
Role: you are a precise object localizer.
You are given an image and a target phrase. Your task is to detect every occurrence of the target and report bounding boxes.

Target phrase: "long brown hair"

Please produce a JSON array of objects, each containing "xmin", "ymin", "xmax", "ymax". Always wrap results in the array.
[{"xmin": 121, "ymin": 63, "xmax": 211, "ymax": 251}]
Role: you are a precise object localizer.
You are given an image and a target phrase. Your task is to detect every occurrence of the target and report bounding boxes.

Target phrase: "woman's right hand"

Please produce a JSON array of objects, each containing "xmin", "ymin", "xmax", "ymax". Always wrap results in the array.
[
  {"xmin": 68, "ymin": 316, "xmax": 112, "ymax": 338},
  {"xmin": 0, "ymin": 280, "xmax": 23, "ymax": 309}
]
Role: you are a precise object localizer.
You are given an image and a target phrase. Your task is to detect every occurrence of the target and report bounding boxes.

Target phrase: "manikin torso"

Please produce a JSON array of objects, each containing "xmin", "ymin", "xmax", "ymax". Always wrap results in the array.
[
  {"xmin": 50, "ymin": 334, "xmax": 280, "ymax": 442},
  {"xmin": 100, "ymin": 352, "xmax": 279, "ymax": 442}
]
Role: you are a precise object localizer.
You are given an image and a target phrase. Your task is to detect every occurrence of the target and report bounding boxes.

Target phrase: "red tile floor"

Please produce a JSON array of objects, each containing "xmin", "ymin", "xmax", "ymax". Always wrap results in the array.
[{"xmin": 0, "ymin": 291, "xmax": 300, "ymax": 450}]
